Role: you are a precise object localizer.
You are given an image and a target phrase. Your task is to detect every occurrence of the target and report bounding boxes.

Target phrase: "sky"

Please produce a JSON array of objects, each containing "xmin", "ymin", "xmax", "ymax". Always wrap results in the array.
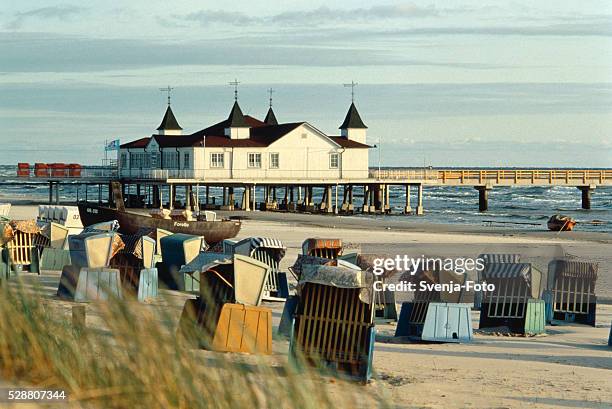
[{"xmin": 0, "ymin": 1, "xmax": 611, "ymax": 167}]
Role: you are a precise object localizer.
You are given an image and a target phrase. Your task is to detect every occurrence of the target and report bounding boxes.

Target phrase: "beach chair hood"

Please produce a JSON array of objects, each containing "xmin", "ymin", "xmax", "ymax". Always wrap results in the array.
[
  {"xmin": 2, "ymin": 219, "xmax": 42, "ymax": 245},
  {"xmin": 483, "ymin": 262, "xmax": 531, "ymax": 281},
  {"xmin": 483, "ymin": 262, "xmax": 543, "ymax": 298},
  {"xmin": 179, "ymin": 252, "xmax": 232, "ymax": 274},
  {"xmin": 356, "ymin": 253, "xmax": 403, "ymax": 280},
  {"xmin": 181, "ymin": 254, "xmax": 270, "ymax": 306},
  {"xmin": 68, "ymin": 232, "xmax": 125, "ymax": 269},
  {"xmin": 248, "ymin": 237, "xmax": 286, "ymax": 260},
  {"xmin": 302, "ymin": 238, "xmax": 342, "ymax": 255},
  {"xmin": 290, "ymin": 254, "xmax": 331, "ymax": 278},
  {"xmin": 116, "ymin": 234, "xmax": 157, "ymax": 269},
  {"xmin": 83, "ymin": 220, "xmax": 120, "ymax": 233},
  {"xmin": 547, "ymin": 259, "xmax": 598, "ymax": 289},
  {"xmin": 400, "ymin": 261, "xmax": 470, "ymax": 303},
  {"xmin": 299, "ymin": 264, "xmax": 374, "ymax": 304},
  {"xmin": 479, "ymin": 253, "xmax": 521, "ymax": 264}
]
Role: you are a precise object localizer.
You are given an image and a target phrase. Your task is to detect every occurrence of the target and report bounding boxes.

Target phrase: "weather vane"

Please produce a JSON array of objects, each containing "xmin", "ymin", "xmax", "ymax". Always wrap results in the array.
[
  {"xmin": 229, "ymin": 79, "xmax": 240, "ymax": 101},
  {"xmin": 343, "ymin": 80, "xmax": 358, "ymax": 102},
  {"xmin": 159, "ymin": 85, "xmax": 174, "ymax": 106},
  {"xmin": 268, "ymin": 88, "xmax": 274, "ymax": 108}
]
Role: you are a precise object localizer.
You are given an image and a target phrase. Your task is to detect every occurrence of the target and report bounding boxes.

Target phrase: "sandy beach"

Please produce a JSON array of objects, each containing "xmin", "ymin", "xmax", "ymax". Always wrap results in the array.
[{"xmin": 4, "ymin": 204, "xmax": 612, "ymax": 408}]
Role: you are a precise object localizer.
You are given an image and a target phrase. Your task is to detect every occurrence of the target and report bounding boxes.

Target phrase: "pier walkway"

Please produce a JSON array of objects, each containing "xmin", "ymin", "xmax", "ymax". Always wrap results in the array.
[{"xmin": 2, "ymin": 167, "xmax": 611, "ymax": 213}]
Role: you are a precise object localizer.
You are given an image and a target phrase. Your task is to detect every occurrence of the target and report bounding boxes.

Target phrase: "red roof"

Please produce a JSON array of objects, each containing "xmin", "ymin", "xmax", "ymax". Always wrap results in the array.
[
  {"xmin": 120, "ymin": 137, "xmax": 150, "ymax": 149},
  {"xmin": 120, "ymin": 116, "xmax": 371, "ymax": 149},
  {"xmin": 329, "ymin": 137, "xmax": 371, "ymax": 149}
]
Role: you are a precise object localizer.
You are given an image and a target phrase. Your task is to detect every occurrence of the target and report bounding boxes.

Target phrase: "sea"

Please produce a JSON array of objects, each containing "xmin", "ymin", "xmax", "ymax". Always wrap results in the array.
[{"xmin": 1, "ymin": 165, "xmax": 610, "ymax": 233}]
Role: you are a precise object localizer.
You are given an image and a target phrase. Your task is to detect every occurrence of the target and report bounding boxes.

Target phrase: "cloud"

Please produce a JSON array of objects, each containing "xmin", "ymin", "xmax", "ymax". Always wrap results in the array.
[
  {"xmin": 0, "ymin": 32, "xmax": 508, "ymax": 73},
  {"xmin": 176, "ymin": 3, "xmax": 440, "ymax": 27},
  {"xmin": 6, "ymin": 5, "xmax": 85, "ymax": 30},
  {"xmin": 381, "ymin": 22, "xmax": 612, "ymax": 37}
]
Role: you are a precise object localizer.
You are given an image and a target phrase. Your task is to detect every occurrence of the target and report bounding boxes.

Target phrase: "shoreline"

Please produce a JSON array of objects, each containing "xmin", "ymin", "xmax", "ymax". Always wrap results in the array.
[
  {"xmin": 221, "ymin": 210, "xmax": 612, "ymax": 243},
  {"xmin": 2, "ymin": 198, "xmax": 611, "ymax": 243}
]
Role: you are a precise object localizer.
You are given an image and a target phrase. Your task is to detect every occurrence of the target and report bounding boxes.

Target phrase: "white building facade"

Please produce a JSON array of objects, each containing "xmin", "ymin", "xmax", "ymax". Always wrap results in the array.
[{"xmin": 119, "ymin": 100, "xmax": 371, "ymax": 181}]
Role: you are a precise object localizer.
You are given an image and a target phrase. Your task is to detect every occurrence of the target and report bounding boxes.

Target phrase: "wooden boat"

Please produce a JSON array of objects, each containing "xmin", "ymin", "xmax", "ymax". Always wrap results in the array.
[
  {"xmin": 547, "ymin": 214, "xmax": 576, "ymax": 232},
  {"xmin": 77, "ymin": 182, "xmax": 241, "ymax": 244}
]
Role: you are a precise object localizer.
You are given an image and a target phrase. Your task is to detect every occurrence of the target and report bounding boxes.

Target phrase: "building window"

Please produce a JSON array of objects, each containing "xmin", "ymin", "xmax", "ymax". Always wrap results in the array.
[
  {"xmin": 162, "ymin": 151, "xmax": 179, "ymax": 169},
  {"xmin": 129, "ymin": 152, "xmax": 149, "ymax": 169},
  {"xmin": 329, "ymin": 153, "xmax": 339, "ymax": 169},
  {"xmin": 120, "ymin": 153, "xmax": 127, "ymax": 169},
  {"xmin": 248, "ymin": 153, "xmax": 262, "ymax": 168},
  {"xmin": 270, "ymin": 153, "xmax": 279, "ymax": 169},
  {"xmin": 150, "ymin": 152, "xmax": 159, "ymax": 168},
  {"xmin": 211, "ymin": 153, "xmax": 224, "ymax": 168},
  {"xmin": 184, "ymin": 153, "xmax": 190, "ymax": 169}
]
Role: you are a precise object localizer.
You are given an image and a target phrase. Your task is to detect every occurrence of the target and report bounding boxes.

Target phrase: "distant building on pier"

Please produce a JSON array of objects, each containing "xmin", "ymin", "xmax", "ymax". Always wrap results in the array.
[{"xmin": 119, "ymin": 98, "xmax": 371, "ymax": 180}]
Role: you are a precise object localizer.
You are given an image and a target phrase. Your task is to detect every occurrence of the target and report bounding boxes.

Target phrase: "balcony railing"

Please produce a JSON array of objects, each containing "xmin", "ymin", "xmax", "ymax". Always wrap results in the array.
[{"xmin": 118, "ymin": 168, "xmax": 369, "ymax": 181}]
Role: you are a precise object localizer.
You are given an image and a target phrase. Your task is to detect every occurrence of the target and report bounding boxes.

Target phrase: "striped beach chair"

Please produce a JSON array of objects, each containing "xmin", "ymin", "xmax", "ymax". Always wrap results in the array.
[
  {"xmin": 109, "ymin": 234, "xmax": 158, "ymax": 302},
  {"xmin": 479, "ymin": 262, "xmax": 545, "ymax": 334},
  {"xmin": 228, "ymin": 237, "xmax": 288, "ymax": 300},
  {"xmin": 474, "ymin": 253, "xmax": 521, "ymax": 309},
  {"xmin": 544, "ymin": 259, "xmax": 598, "ymax": 326},
  {"xmin": 395, "ymin": 266, "xmax": 473, "ymax": 342}
]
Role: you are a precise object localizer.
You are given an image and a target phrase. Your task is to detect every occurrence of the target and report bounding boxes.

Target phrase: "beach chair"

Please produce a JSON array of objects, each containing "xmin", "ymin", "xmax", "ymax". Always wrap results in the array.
[
  {"xmin": 279, "ymin": 254, "xmax": 333, "ymax": 338},
  {"xmin": 178, "ymin": 254, "xmax": 272, "ymax": 354},
  {"xmin": 0, "ymin": 247, "xmax": 11, "ymax": 280},
  {"xmin": 4, "ymin": 220, "xmax": 40, "ymax": 274},
  {"xmin": 289, "ymin": 264, "xmax": 375, "ymax": 382},
  {"xmin": 151, "ymin": 228, "xmax": 172, "ymax": 256},
  {"xmin": 474, "ymin": 253, "xmax": 521, "ymax": 310},
  {"xmin": 157, "ymin": 233, "xmax": 204, "ymax": 291},
  {"xmin": 0, "ymin": 203, "xmax": 11, "ymax": 218},
  {"xmin": 58, "ymin": 206, "xmax": 83, "ymax": 228},
  {"xmin": 83, "ymin": 220, "xmax": 120, "ymax": 232},
  {"xmin": 221, "ymin": 239, "xmax": 238, "ymax": 254},
  {"xmin": 57, "ymin": 232, "xmax": 124, "ymax": 301},
  {"xmin": 543, "ymin": 259, "xmax": 598, "ymax": 326},
  {"xmin": 479, "ymin": 262, "xmax": 545, "ymax": 334},
  {"xmin": 340, "ymin": 253, "xmax": 399, "ymax": 322},
  {"xmin": 33, "ymin": 222, "xmax": 71, "ymax": 271},
  {"xmin": 395, "ymin": 267, "xmax": 473, "ymax": 342},
  {"xmin": 228, "ymin": 237, "xmax": 289, "ymax": 301},
  {"xmin": 110, "ymin": 234, "xmax": 158, "ymax": 301},
  {"xmin": 302, "ymin": 238, "xmax": 343, "ymax": 259}
]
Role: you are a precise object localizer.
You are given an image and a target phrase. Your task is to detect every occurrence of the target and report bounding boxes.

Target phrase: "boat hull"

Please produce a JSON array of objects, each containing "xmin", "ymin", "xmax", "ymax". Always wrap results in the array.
[
  {"xmin": 78, "ymin": 203, "xmax": 241, "ymax": 243},
  {"xmin": 547, "ymin": 215, "xmax": 576, "ymax": 232}
]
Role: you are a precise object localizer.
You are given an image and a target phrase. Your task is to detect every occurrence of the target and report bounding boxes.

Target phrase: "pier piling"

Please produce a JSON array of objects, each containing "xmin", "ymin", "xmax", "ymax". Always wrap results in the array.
[
  {"xmin": 416, "ymin": 184, "xmax": 424, "ymax": 215},
  {"xmin": 578, "ymin": 186, "xmax": 594, "ymax": 210},
  {"xmin": 475, "ymin": 186, "xmax": 491, "ymax": 212},
  {"xmin": 404, "ymin": 184, "xmax": 412, "ymax": 214}
]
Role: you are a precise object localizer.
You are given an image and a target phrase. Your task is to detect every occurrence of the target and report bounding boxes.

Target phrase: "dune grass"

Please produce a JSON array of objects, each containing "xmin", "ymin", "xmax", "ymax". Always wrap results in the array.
[{"xmin": 0, "ymin": 278, "xmax": 389, "ymax": 408}]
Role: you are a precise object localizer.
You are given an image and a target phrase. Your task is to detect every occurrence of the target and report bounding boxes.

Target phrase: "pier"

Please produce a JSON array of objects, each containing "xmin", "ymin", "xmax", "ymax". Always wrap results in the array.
[{"xmin": 2, "ymin": 167, "xmax": 611, "ymax": 213}]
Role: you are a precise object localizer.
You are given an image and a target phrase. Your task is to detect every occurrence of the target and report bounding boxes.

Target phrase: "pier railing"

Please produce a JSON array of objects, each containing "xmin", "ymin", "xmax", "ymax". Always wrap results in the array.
[
  {"xmin": 369, "ymin": 168, "xmax": 439, "ymax": 180},
  {"xmin": 10, "ymin": 165, "xmax": 612, "ymax": 187},
  {"xmin": 369, "ymin": 169, "xmax": 611, "ymax": 186},
  {"xmin": 436, "ymin": 169, "xmax": 612, "ymax": 185}
]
